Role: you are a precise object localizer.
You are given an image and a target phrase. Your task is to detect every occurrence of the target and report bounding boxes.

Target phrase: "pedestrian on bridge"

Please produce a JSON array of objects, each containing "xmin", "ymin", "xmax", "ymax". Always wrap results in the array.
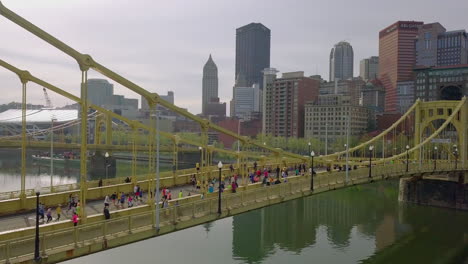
[
  {"xmin": 38, "ymin": 203, "xmax": 45, "ymax": 221},
  {"xmin": 46, "ymin": 208, "xmax": 52, "ymax": 223},
  {"xmin": 178, "ymin": 190, "xmax": 183, "ymax": 199},
  {"xmin": 72, "ymin": 212, "xmax": 78, "ymax": 226},
  {"xmin": 104, "ymin": 195, "xmax": 110, "ymax": 208},
  {"xmin": 103, "ymin": 206, "xmax": 110, "ymax": 220},
  {"xmin": 111, "ymin": 192, "xmax": 117, "ymax": 207},
  {"xmin": 120, "ymin": 193, "xmax": 126, "ymax": 208},
  {"xmin": 55, "ymin": 205, "xmax": 61, "ymax": 221},
  {"xmin": 75, "ymin": 203, "xmax": 81, "ymax": 217}
]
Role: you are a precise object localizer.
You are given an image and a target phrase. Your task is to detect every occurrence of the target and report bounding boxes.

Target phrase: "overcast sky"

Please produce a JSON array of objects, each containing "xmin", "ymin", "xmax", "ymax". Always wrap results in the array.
[{"xmin": 1, "ymin": 0, "xmax": 467, "ymax": 114}]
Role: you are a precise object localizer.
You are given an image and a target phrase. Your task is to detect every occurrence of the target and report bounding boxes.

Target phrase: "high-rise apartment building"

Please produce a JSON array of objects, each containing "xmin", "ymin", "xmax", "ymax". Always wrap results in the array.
[
  {"xmin": 202, "ymin": 54, "xmax": 218, "ymax": 115},
  {"xmin": 359, "ymin": 56, "xmax": 379, "ymax": 81},
  {"xmin": 262, "ymin": 68, "xmax": 279, "ymax": 134},
  {"xmin": 264, "ymin": 72, "xmax": 320, "ymax": 138},
  {"xmin": 235, "ymin": 23, "xmax": 271, "ymax": 89},
  {"xmin": 379, "ymin": 21, "xmax": 423, "ymax": 112},
  {"xmin": 329, "ymin": 41, "xmax": 354, "ymax": 82}
]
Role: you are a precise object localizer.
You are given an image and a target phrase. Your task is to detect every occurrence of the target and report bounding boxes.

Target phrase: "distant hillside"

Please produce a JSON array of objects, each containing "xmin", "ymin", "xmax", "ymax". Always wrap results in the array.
[{"xmin": 0, "ymin": 102, "xmax": 44, "ymax": 112}]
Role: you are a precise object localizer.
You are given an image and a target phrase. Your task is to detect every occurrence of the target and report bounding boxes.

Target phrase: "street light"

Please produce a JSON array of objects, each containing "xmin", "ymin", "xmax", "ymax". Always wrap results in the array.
[
  {"xmin": 34, "ymin": 183, "xmax": 41, "ymax": 262},
  {"xmin": 453, "ymin": 145, "xmax": 458, "ymax": 170},
  {"xmin": 217, "ymin": 161, "xmax": 223, "ymax": 214},
  {"xmin": 433, "ymin": 146, "xmax": 438, "ymax": 171},
  {"xmin": 368, "ymin": 146, "xmax": 374, "ymax": 179},
  {"xmin": 105, "ymin": 152, "xmax": 110, "ymax": 179},
  {"xmin": 406, "ymin": 145, "xmax": 410, "ymax": 172},
  {"xmin": 50, "ymin": 117, "xmax": 57, "ymax": 192},
  {"xmin": 310, "ymin": 151, "xmax": 315, "ymax": 191},
  {"xmin": 344, "ymin": 143, "xmax": 349, "ymax": 183}
]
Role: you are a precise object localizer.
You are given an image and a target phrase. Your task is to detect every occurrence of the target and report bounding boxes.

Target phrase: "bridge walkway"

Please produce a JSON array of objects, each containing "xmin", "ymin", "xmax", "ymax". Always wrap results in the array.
[{"xmin": 0, "ymin": 162, "xmax": 464, "ymax": 263}]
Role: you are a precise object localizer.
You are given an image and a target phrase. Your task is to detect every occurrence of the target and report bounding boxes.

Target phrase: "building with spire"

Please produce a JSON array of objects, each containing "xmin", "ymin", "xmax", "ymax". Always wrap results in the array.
[
  {"xmin": 202, "ymin": 54, "xmax": 219, "ymax": 115},
  {"xmin": 329, "ymin": 41, "xmax": 354, "ymax": 82}
]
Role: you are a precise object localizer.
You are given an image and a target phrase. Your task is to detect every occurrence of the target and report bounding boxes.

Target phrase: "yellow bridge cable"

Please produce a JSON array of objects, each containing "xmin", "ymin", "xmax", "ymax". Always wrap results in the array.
[
  {"xmin": 0, "ymin": 59, "xmax": 269, "ymax": 160},
  {"xmin": 0, "ymin": 2, "xmax": 305, "ymax": 161}
]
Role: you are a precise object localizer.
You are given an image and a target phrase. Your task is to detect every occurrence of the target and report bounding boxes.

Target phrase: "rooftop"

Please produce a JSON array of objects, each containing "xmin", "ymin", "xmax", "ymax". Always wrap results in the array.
[{"xmin": 0, "ymin": 109, "xmax": 78, "ymax": 124}]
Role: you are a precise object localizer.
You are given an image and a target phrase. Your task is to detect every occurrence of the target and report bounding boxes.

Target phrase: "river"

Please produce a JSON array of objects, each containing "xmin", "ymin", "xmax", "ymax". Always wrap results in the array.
[{"xmin": 59, "ymin": 180, "xmax": 468, "ymax": 264}]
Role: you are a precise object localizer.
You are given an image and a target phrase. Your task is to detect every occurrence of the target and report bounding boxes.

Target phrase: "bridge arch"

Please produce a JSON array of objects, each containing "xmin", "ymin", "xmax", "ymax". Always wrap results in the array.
[
  {"xmin": 440, "ymin": 85, "xmax": 463, "ymax": 101},
  {"xmin": 415, "ymin": 100, "xmax": 468, "ymax": 164}
]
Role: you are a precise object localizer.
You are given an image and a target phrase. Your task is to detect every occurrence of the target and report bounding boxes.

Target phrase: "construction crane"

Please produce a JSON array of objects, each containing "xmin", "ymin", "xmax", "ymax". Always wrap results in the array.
[{"xmin": 42, "ymin": 87, "xmax": 53, "ymax": 109}]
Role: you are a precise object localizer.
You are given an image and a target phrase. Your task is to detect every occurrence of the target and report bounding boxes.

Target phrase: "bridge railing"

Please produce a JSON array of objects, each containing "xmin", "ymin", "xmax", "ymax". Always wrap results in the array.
[
  {"xmin": 0, "ymin": 176, "xmax": 308, "ymax": 263},
  {"xmin": 0, "ymin": 161, "xmax": 290, "ymax": 202}
]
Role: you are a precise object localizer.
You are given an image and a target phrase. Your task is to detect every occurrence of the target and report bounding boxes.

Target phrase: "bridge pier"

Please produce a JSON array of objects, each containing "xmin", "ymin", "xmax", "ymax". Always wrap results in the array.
[{"xmin": 399, "ymin": 172, "xmax": 468, "ymax": 210}]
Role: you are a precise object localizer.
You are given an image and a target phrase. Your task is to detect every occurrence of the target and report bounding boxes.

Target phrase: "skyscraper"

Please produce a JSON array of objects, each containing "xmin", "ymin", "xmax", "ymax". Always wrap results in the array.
[
  {"xmin": 329, "ymin": 41, "xmax": 354, "ymax": 82},
  {"xmin": 235, "ymin": 23, "xmax": 271, "ymax": 89},
  {"xmin": 415, "ymin": 23, "xmax": 446, "ymax": 67},
  {"xmin": 202, "ymin": 54, "xmax": 218, "ymax": 115},
  {"xmin": 87, "ymin": 79, "xmax": 114, "ymax": 107},
  {"xmin": 437, "ymin": 30, "xmax": 468, "ymax": 66},
  {"xmin": 379, "ymin": 21, "xmax": 423, "ymax": 112},
  {"xmin": 359, "ymin": 56, "xmax": 379, "ymax": 81}
]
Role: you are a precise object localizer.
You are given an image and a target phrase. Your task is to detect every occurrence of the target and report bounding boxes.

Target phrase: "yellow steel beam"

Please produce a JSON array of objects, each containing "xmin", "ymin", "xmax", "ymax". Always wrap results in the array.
[
  {"xmin": 0, "ymin": 59, "xmax": 266, "ymax": 160},
  {"xmin": 0, "ymin": 2, "xmax": 304, "ymax": 162}
]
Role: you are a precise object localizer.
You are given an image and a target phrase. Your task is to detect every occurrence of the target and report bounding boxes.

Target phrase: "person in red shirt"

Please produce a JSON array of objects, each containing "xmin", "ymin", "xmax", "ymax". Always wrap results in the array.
[{"xmin": 72, "ymin": 212, "xmax": 79, "ymax": 226}]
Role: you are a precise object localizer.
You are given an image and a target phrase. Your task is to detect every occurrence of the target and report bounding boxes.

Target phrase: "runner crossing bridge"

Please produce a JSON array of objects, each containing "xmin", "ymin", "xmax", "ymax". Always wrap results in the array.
[{"xmin": 1, "ymin": 2, "xmax": 467, "ymax": 263}]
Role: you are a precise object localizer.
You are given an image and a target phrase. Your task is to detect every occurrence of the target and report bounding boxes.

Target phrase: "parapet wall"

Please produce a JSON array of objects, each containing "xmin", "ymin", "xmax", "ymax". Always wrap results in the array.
[{"xmin": 399, "ymin": 175, "xmax": 468, "ymax": 210}]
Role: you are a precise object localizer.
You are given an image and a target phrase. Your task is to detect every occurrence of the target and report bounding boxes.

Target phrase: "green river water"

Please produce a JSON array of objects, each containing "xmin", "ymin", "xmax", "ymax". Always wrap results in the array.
[{"xmin": 60, "ymin": 180, "xmax": 468, "ymax": 264}]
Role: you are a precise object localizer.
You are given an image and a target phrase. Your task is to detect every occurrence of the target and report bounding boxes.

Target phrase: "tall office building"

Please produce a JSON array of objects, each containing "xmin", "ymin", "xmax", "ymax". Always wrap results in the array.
[
  {"xmin": 233, "ymin": 83, "xmax": 261, "ymax": 120},
  {"xmin": 415, "ymin": 23, "xmax": 446, "ymax": 67},
  {"xmin": 329, "ymin": 41, "xmax": 354, "ymax": 82},
  {"xmin": 87, "ymin": 79, "xmax": 114, "ymax": 107},
  {"xmin": 264, "ymin": 72, "xmax": 320, "ymax": 138},
  {"xmin": 202, "ymin": 54, "xmax": 218, "ymax": 115},
  {"xmin": 379, "ymin": 21, "xmax": 423, "ymax": 112},
  {"xmin": 437, "ymin": 30, "xmax": 468, "ymax": 66},
  {"xmin": 359, "ymin": 56, "xmax": 379, "ymax": 81},
  {"xmin": 304, "ymin": 94, "xmax": 372, "ymax": 143},
  {"xmin": 235, "ymin": 23, "xmax": 271, "ymax": 89}
]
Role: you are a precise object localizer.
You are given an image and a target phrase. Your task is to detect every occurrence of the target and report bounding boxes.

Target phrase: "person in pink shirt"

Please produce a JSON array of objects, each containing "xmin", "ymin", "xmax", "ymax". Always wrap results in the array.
[{"xmin": 72, "ymin": 212, "xmax": 79, "ymax": 226}]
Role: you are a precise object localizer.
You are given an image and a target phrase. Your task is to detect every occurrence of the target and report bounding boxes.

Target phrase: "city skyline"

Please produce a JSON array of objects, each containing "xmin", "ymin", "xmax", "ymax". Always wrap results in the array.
[{"xmin": 1, "ymin": 0, "xmax": 467, "ymax": 114}]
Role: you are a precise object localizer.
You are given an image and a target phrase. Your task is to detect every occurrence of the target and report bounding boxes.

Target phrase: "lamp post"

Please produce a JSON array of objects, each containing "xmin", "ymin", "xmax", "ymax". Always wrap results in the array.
[
  {"xmin": 217, "ymin": 161, "xmax": 223, "ymax": 214},
  {"xmin": 310, "ymin": 151, "xmax": 315, "ymax": 191},
  {"xmin": 105, "ymin": 152, "xmax": 110, "ymax": 179},
  {"xmin": 433, "ymin": 146, "xmax": 438, "ymax": 171},
  {"xmin": 453, "ymin": 145, "xmax": 458, "ymax": 170},
  {"xmin": 368, "ymin": 146, "xmax": 374, "ymax": 179},
  {"xmin": 406, "ymin": 145, "xmax": 410, "ymax": 172},
  {"xmin": 344, "ymin": 143, "xmax": 349, "ymax": 184},
  {"xmin": 50, "ymin": 117, "xmax": 57, "ymax": 192},
  {"xmin": 34, "ymin": 183, "xmax": 41, "ymax": 262}
]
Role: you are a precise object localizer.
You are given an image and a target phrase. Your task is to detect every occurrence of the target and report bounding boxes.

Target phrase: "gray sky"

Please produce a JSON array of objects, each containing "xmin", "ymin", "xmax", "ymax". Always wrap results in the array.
[{"xmin": 1, "ymin": 0, "xmax": 467, "ymax": 114}]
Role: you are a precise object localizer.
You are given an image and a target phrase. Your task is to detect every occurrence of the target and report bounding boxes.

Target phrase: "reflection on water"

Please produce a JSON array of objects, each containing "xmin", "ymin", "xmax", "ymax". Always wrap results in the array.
[
  {"xmin": 63, "ymin": 180, "xmax": 468, "ymax": 264},
  {"xmin": 0, "ymin": 149, "xmax": 178, "ymax": 192}
]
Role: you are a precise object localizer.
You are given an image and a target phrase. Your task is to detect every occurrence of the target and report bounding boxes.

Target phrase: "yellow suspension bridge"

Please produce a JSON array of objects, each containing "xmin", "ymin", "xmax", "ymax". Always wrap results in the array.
[{"xmin": 0, "ymin": 2, "xmax": 467, "ymax": 263}]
